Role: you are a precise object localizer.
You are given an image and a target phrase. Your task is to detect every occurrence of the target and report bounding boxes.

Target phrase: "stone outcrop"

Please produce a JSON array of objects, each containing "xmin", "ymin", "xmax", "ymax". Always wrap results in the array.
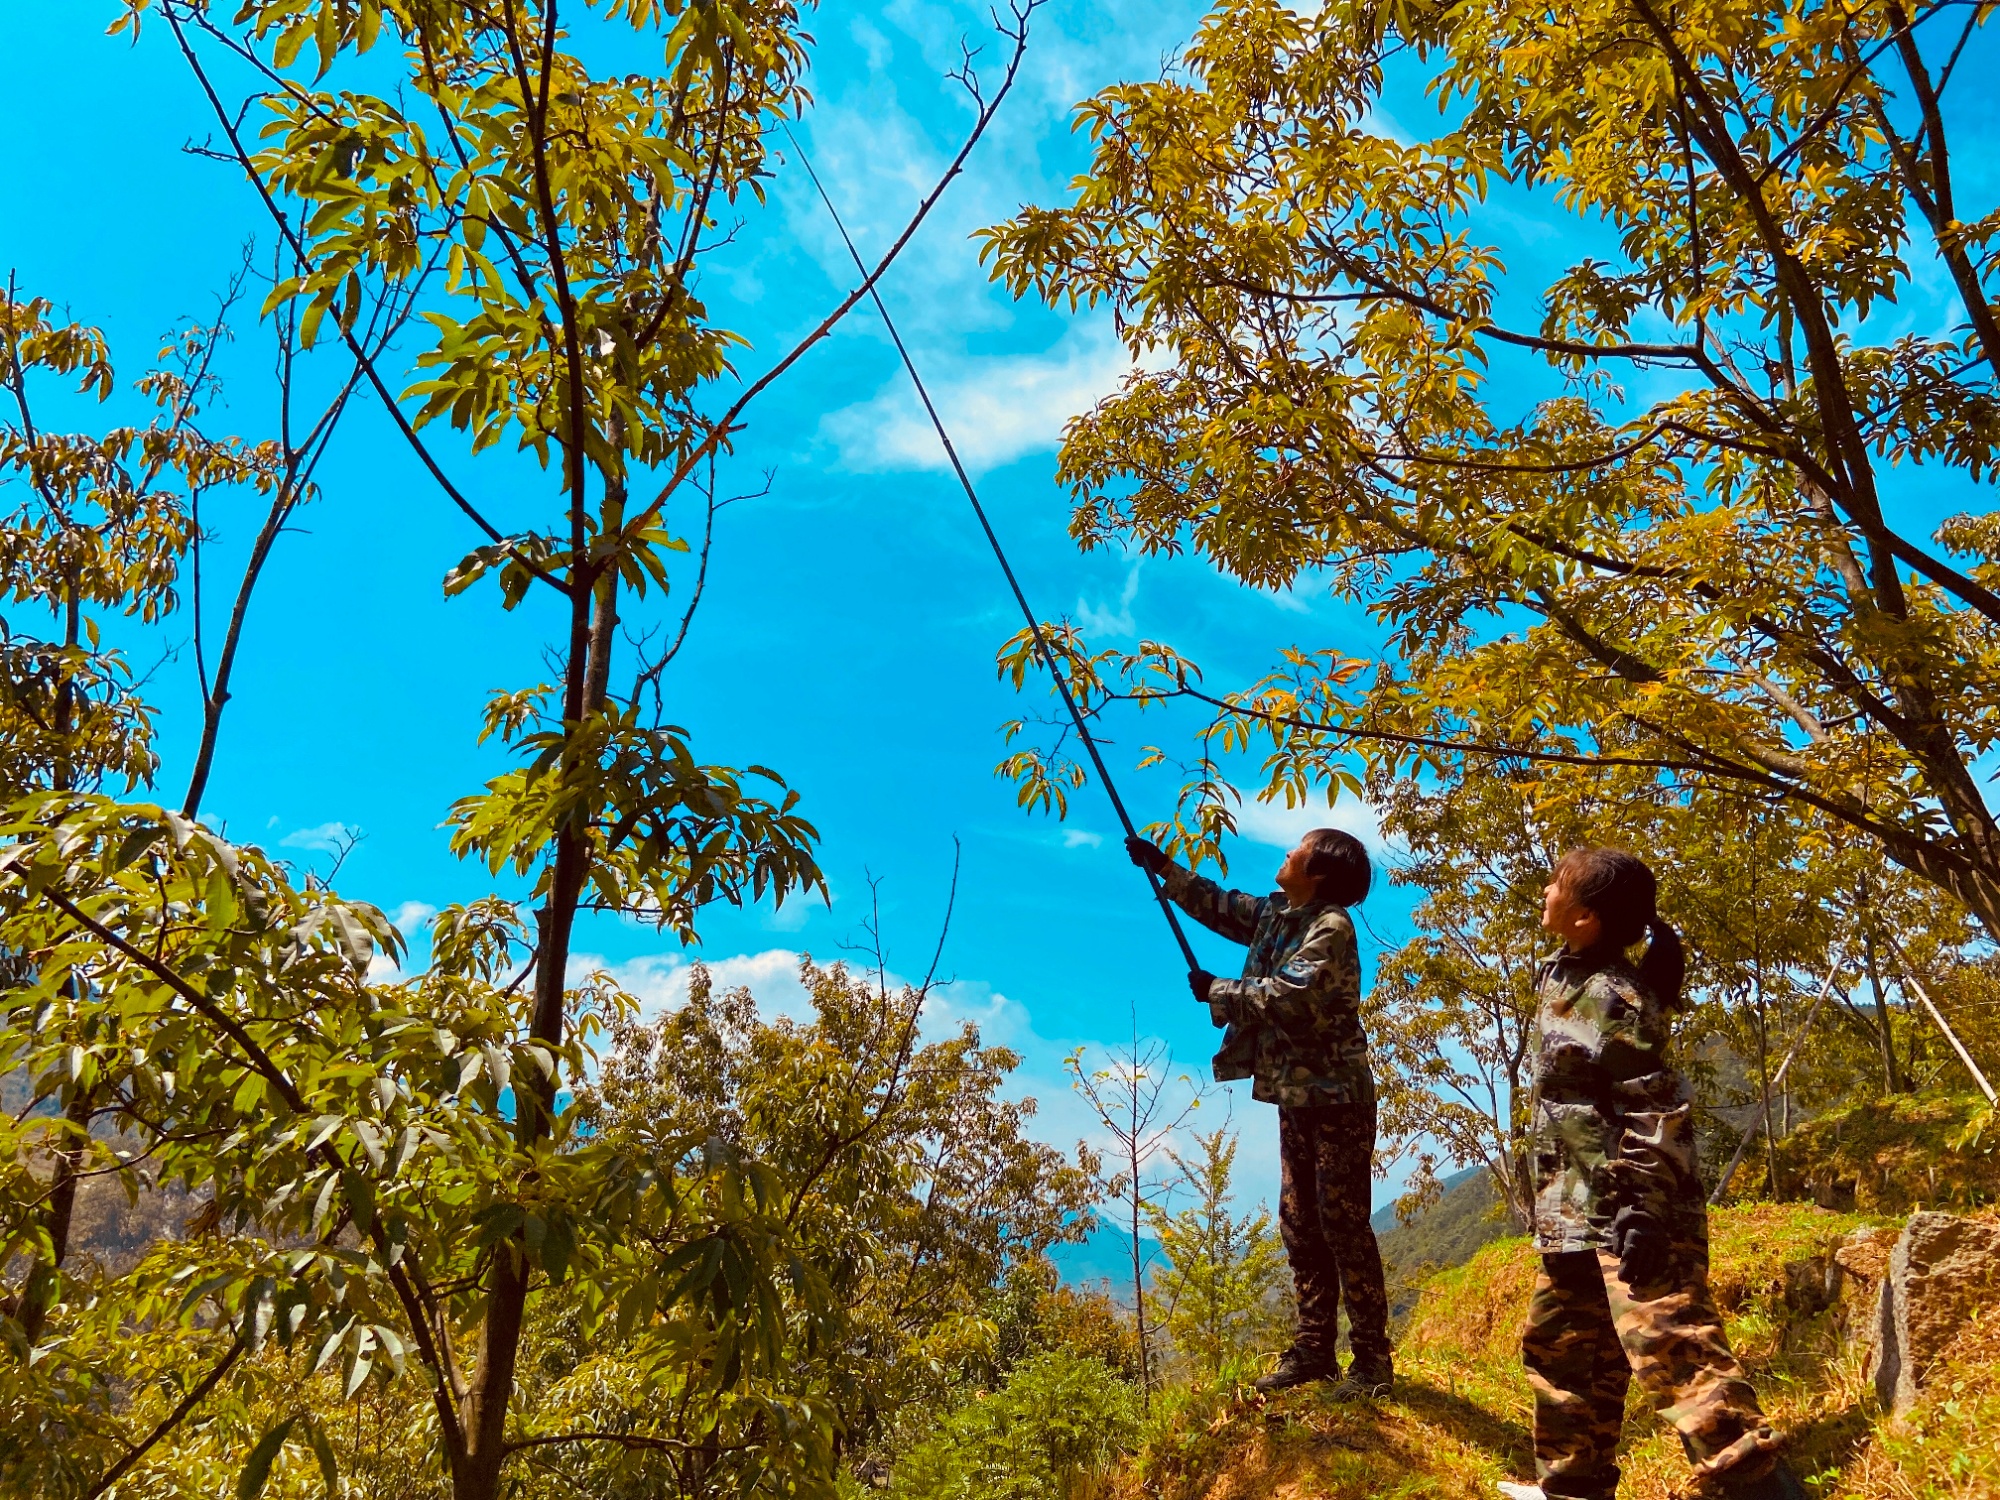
[{"xmin": 1864, "ymin": 1210, "xmax": 2000, "ymax": 1415}]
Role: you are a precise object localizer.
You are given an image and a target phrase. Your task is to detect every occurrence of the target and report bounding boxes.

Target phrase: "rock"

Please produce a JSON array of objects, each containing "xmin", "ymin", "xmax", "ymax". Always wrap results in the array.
[
  {"xmin": 1867, "ymin": 1210, "xmax": 2000, "ymax": 1415},
  {"xmin": 1833, "ymin": 1225, "xmax": 1892, "ymax": 1343},
  {"xmin": 1781, "ymin": 1253, "xmax": 1836, "ymax": 1316}
]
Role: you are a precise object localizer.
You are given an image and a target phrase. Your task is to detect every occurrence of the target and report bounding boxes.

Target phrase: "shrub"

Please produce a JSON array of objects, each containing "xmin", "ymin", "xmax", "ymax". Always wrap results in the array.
[{"xmin": 887, "ymin": 1351, "xmax": 1140, "ymax": 1500}]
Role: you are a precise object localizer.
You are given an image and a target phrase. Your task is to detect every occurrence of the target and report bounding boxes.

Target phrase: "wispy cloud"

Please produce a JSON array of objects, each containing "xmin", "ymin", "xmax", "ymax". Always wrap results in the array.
[
  {"xmin": 280, "ymin": 821, "xmax": 358, "ymax": 853},
  {"xmin": 1263, "ymin": 582, "xmax": 1315, "ymax": 615},
  {"xmin": 1062, "ymin": 828, "xmax": 1104, "ymax": 849},
  {"xmin": 390, "ymin": 900, "xmax": 437, "ymax": 936},
  {"xmin": 1075, "ymin": 561, "xmax": 1141, "ymax": 638},
  {"xmin": 820, "ymin": 321, "xmax": 1143, "ymax": 475}
]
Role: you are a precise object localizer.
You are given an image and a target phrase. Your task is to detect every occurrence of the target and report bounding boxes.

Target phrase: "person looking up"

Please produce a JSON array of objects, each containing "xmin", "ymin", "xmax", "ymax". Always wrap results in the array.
[
  {"xmin": 1516, "ymin": 846, "xmax": 1804, "ymax": 1500},
  {"xmin": 1126, "ymin": 827, "xmax": 1391, "ymax": 1398}
]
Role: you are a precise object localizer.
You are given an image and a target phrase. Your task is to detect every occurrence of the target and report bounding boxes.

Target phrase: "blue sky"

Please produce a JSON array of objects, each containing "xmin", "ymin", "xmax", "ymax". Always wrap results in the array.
[
  {"xmin": 9, "ymin": 2, "xmax": 1992, "ymax": 1213},
  {"xmin": 4, "ymin": 0, "xmax": 1403, "ymax": 1195}
]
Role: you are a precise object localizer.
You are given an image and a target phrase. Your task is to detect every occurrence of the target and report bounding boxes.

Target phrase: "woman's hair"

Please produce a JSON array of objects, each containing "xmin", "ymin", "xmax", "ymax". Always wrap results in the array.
[
  {"xmin": 1552, "ymin": 846, "xmax": 1686, "ymax": 1007},
  {"xmin": 1301, "ymin": 828, "xmax": 1371, "ymax": 907}
]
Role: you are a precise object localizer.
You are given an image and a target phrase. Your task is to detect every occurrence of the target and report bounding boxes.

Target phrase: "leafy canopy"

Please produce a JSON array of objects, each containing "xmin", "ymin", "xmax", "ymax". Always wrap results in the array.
[{"xmin": 980, "ymin": 0, "xmax": 2000, "ymax": 937}]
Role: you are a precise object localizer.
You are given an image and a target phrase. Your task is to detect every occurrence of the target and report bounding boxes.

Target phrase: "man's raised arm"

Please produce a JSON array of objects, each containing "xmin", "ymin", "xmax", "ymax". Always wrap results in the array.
[{"xmin": 1126, "ymin": 836, "xmax": 1264, "ymax": 945}]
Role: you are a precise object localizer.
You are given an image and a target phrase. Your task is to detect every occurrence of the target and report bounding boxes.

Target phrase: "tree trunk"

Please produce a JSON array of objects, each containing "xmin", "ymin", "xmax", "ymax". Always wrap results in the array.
[
  {"xmin": 16, "ymin": 1086, "xmax": 95, "ymax": 1344},
  {"xmin": 1863, "ymin": 925, "xmax": 1907, "ymax": 1094},
  {"xmin": 1129, "ymin": 1155, "xmax": 1150, "ymax": 1409},
  {"xmin": 454, "ymin": 417, "xmax": 623, "ymax": 1497},
  {"xmin": 1753, "ymin": 985, "xmax": 1781, "ymax": 1199}
]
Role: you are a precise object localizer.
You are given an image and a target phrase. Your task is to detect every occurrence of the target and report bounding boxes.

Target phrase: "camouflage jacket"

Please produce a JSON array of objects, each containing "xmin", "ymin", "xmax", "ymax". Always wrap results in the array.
[
  {"xmin": 1160, "ymin": 864, "xmax": 1373, "ymax": 1107},
  {"xmin": 1528, "ymin": 947, "xmax": 1705, "ymax": 1254}
]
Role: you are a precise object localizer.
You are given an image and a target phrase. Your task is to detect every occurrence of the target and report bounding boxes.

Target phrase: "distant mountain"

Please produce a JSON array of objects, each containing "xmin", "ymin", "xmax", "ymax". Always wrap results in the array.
[{"xmin": 1049, "ymin": 1222, "xmax": 1161, "ymax": 1298}]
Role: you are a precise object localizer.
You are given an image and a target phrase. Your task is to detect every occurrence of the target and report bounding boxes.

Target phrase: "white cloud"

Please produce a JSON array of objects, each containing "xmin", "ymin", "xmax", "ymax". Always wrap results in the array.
[
  {"xmin": 281, "ymin": 821, "xmax": 358, "ymax": 853},
  {"xmin": 571, "ymin": 948, "xmax": 820, "ymax": 1022},
  {"xmin": 1076, "ymin": 561, "xmax": 1141, "ymax": 638},
  {"xmin": 390, "ymin": 900, "xmax": 437, "ymax": 937},
  {"xmin": 821, "ymin": 321, "xmax": 1146, "ymax": 475},
  {"xmin": 1062, "ymin": 828, "xmax": 1103, "ymax": 849},
  {"xmin": 763, "ymin": 1, "xmax": 1210, "ymax": 481}
]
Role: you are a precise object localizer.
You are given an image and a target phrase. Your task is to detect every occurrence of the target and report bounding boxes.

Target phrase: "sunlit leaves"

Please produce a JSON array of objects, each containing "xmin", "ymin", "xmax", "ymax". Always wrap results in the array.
[
  {"xmin": 446, "ymin": 703, "xmax": 822, "ymax": 940},
  {"xmin": 982, "ymin": 0, "xmax": 2000, "ymax": 929},
  {"xmin": 232, "ymin": 0, "xmax": 804, "ymax": 471}
]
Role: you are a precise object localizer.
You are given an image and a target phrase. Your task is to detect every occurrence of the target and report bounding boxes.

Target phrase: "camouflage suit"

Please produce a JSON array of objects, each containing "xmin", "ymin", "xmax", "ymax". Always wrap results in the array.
[
  {"xmin": 1161, "ymin": 864, "xmax": 1390, "ymax": 1375},
  {"xmin": 1525, "ymin": 949, "xmax": 1780, "ymax": 1498}
]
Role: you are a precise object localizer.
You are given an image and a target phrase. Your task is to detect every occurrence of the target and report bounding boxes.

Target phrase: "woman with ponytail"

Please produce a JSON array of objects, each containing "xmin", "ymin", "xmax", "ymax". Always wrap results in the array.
[{"xmin": 1507, "ymin": 849, "xmax": 1803, "ymax": 1500}]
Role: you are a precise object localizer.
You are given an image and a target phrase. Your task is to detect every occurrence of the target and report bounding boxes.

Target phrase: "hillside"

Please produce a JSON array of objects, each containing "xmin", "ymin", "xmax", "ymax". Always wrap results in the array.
[
  {"xmin": 1118, "ymin": 1194, "xmax": 2000, "ymax": 1500},
  {"xmin": 1374, "ymin": 1166, "xmax": 1513, "ymax": 1318}
]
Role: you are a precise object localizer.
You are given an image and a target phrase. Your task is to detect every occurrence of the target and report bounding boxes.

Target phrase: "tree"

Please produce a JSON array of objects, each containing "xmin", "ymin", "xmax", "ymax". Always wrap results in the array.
[
  {"xmin": 977, "ymin": 0, "xmax": 2000, "ymax": 937},
  {"xmin": 1144, "ymin": 1126, "xmax": 1288, "ymax": 1379},
  {"xmin": 574, "ymin": 959, "xmax": 1100, "ymax": 1485},
  {"xmin": 3, "ymin": 1, "xmax": 1049, "ymax": 1494},
  {"xmin": 885, "ymin": 1350, "xmax": 1139, "ymax": 1500},
  {"xmin": 1064, "ymin": 1039, "xmax": 1199, "ymax": 1406}
]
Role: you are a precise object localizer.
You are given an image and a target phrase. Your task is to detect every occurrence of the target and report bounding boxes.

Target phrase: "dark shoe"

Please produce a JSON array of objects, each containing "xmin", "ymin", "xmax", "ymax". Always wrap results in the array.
[
  {"xmin": 1252, "ymin": 1347, "xmax": 1334, "ymax": 1393},
  {"xmin": 1327, "ymin": 1363, "xmax": 1393, "ymax": 1401},
  {"xmin": 1717, "ymin": 1458, "xmax": 1807, "ymax": 1500}
]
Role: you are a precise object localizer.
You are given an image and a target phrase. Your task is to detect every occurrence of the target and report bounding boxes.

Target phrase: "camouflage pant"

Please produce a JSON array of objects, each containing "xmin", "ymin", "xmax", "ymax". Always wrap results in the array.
[
  {"xmin": 1277, "ymin": 1100, "xmax": 1391, "ymax": 1373},
  {"xmin": 1523, "ymin": 1248, "xmax": 1780, "ymax": 1499}
]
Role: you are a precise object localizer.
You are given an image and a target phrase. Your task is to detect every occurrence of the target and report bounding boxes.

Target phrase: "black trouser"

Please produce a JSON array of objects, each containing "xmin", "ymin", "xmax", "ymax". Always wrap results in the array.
[{"xmin": 1277, "ymin": 1099, "xmax": 1391, "ymax": 1372}]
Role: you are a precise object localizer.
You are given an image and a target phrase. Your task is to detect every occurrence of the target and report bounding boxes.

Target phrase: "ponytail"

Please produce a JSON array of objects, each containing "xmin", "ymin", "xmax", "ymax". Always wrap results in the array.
[{"xmin": 1638, "ymin": 917, "xmax": 1686, "ymax": 1012}]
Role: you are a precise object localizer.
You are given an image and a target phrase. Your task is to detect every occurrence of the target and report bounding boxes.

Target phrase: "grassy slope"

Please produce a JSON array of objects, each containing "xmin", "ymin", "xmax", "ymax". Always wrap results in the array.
[{"xmin": 1122, "ymin": 1199, "xmax": 2000, "ymax": 1500}]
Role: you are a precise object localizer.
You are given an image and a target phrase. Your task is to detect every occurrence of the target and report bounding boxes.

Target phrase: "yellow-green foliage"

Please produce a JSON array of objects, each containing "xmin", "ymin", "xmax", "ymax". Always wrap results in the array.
[{"xmin": 1771, "ymin": 1094, "xmax": 2000, "ymax": 1216}]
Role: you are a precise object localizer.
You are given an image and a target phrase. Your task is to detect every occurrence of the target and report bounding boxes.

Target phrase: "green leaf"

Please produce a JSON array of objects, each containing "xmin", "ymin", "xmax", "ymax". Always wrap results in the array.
[
  {"xmin": 237, "ymin": 1416, "xmax": 298, "ymax": 1500},
  {"xmin": 307, "ymin": 1417, "xmax": 340, "ymax": 1496}
]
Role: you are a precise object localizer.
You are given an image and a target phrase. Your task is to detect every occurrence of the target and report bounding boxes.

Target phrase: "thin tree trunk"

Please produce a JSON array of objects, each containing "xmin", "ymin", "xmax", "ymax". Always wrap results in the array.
[
  {"xmin": 20, "ymin": 581, "xmax": 90, "ymax": 1340},
  {"xmin": 1753, "ymin": 985, "xmax": 1781, "ymax": 1198},
  {"xmin": 457, "ymin": 396, "xmax": 621, "ymax": 1496},
  {"xmin": 1129, "ymin": 1138, "xmax": 1150, "ymax": 1409},
  {"xmin": 16, "ymin": 1087, "xmax": 95, "ymax": 1343},
  {"xmin": 1862, "ymin": 925, "xmax": 1906, "ymax": 1094}
]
